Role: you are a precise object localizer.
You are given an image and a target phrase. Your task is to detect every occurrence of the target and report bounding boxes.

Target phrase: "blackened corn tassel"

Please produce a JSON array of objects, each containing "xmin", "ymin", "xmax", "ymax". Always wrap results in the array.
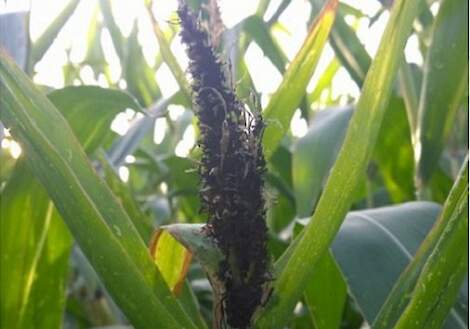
[{"xmin": 178, "ymin": 3, "xmax": 270, "ymax": 328}]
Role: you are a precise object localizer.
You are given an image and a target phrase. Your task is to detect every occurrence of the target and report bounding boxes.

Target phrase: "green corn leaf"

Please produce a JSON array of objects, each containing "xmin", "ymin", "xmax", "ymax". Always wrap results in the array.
[
  {"xmin": 292, "ymin": 106, "xmax": 353, "ymax": 217},
  {"xmin": 242, "ymin": 15, "xmax": 287, "ymax": 74},
  {"xmin": 98, "ymin": 0, "xmax": 125, "ymax": 61},
  {"xmin": 124, "ymin": 24, "xmax": 162, "ymax": 107},
  {"xmin": 98, "ymin": 153, "xmax": 154, "ymax": 242},
  {"xmin": 296, "ymin": 202, "xmax": 451, "ymax": 329},
  {"xmin": 303, "ymin": 251, "xmax": 347, "ymax": 329},
  {"xmin": 394, "ymin": 194, "xmax": 468, "ymax": 329},
  {"xmin": 262, "ymin": 0, "xmax": 338, "ymax": 159},
  {"xmin": 178, "ymin": 281, "xmax": 209, "ymax": 329},
  {"xmin": 415, "ymin": 0, "xmax": 469, "ymax": 195},
  {"xmin": 48, "ymin": 86, "xmax": 143, "ymax": 153},
  {"xmin": 31, "ymin": 0, "xmax": 80, "ymax": 64},
  {"xmin": 374, "ymin": 160, "xmax": 468, "ymax": 329},
  {"xmin": 373, "ymin": 96, "xmax": 415, "ymax": 202},
  {"xmin": 329, "ymin": 11, "xmax": 371, "ymax": 87},
  {"xmin": 0, "ymin": 51, "xmax": 198, "ymax": 329},
  {"xmin": 255, "ymin": 0, "xmax": 426, "ymax": 327},
  {"xmin": 398, "ymin": 62, "xmax": 420, "ymax": 134},
  {"xmin": 307, "ymin": 57, "xmax": 341, "ymax": 105},
  {"xmin": 146, "ymin": 7, "xmax": 192, "ymax": 100},
  {"xmin": 149, "ymin": 229, "xmax": 193, "ymax": 295},
  {"xmin": 0, "ymin": 85, "xmax": 143, "ymax": 329},
  {"xmin": 0, "ymin": 163, "xmax": 72, "ymax": 329}
]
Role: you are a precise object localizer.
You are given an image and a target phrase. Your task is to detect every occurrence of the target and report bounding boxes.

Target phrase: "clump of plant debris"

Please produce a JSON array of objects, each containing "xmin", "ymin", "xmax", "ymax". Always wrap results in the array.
[{"xmin": 178, "ymin": 3, "xmax": 270, "ymax": 328}]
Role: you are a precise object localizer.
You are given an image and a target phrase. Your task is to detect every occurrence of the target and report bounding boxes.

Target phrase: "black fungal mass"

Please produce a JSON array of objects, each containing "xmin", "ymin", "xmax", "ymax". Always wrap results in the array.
[{"xmin": 178, "ymin": 3, "xmax": 270, "ymax": 328}]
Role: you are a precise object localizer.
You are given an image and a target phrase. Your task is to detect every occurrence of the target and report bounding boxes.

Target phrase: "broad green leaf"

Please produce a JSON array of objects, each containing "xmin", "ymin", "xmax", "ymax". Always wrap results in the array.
[
  {"xmin": 160, "ymin": 223, "xmax": 224, "ymax": 298},
  {"xmin": 297, "ymin": 202, "xmax": 467, "ymax": 329},
  {"xmin": 99, "ymin": 153, "xmax": 154, "ymax": 242},
  {"xmin": 394, "ymin": 201, "xmax": 468, "ymax": 329},
  {"xmin": 294, "ymin": 101, "xmax": 414, "ymax": 214},
  {"xmin": 268, "ymin": 142, "xmax": 293, "ymax": 188},
  {"xmin": 415, "ymin": 0, "xmax": 468, "ymax": 193},
  {"xmin": 429, "ymin": 167, "xmax": 454, "ymax": 203},
  {"xmin": 48, "ymin": 86, "xmax": 142, "ymax": 153},
  {"xmin": 332, "ymin": 202, "xmax": 442, "ymax": 323},
  {"xmin": 1, "ymin": 85, "xmax": 144, "ymax": 329},
  {"xmin": 255, "ymin": 0, "xmax": 426, "ymax": 326},
  {"xmin": 31, "ymin": 0, "xmax": 80, "ymax": 64},
  {"xmin": 374, "ymin": 160, "xmax": 468, "ymax": 329},
  {"xmin": 292, "ymin": 106, "xmax": 352, "ymax": 217},
  {"xmin": 304, "ymin": 252, "xmax": 347, "ymax": 329},
  {"xmin": 163, "ymin": 156, "xmax": 202, "ymax": 221},
  {"xmin": 178, "ymin": 281, "xmax": 209, "ymax": 329},
  {"xmin": 373, "ymin": 97, "xmax": 415, "ymax": 202},
  {"xmin": 262, "ymin": 0, "xmax": 338, "ymax": 159},
  {"xmin": 242, "ymin": 15, "xmax": 287, "ymax": 73},
  {"xmin": 266, "ymin": 144, "xmax": 296, "ymax": 233},
  {"xmin": 149, "ymin": 229, "xmax": 192, "ymax": 295},
  {"xmin": 266, "ymin": 188, "xmax": 295, "ymax": 233},
  {"xmin": 0, "ymin": 163, "xmax": 72, "ymax": 329},
  {"xmin": 0, "ymin": 51, "xmax": 197, "ymax": 329},
  {"xmin": 148, "ymin": 225, "xmax": 212, "ymax": 329}
]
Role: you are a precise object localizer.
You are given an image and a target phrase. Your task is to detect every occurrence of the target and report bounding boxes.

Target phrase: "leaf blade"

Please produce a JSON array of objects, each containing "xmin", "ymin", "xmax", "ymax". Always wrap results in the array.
[
  {"xmin": 374, "ymin": 160, "xmax": 469, "ymax": 329},
  {"xmin": 255, "ymin": 0, "xmax": 426, "ymax": 327},
  {"xmin": 415, "ymin": 0, "xmax": 469, "ymax": 192},
  {"xmin": 0, "ymin": 51, "xmax": 197, "ymax": 329},
  {"xmin": 262, "ymin": 0, "xmax": 338, "ymax": 158}
]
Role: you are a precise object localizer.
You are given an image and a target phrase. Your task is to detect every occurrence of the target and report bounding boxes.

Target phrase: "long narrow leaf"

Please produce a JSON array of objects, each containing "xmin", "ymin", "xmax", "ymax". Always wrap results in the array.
[
  {"xmin": 303, "ymin": 251, "xmax": 347, "ymax": 329},
  {"xmin": 146, "ymin": 5, "xmax": 192, "ymax": 100},
  {"xmin": 307, "ymin": 57, "xmax": 341, "ymax": 105},
  {"xmin": 394, "ymin": 189, "xmax": 468, "ymax": 329},
  {"xmin": 242, "ymin": 15, "xmax": 287, "ymax": 74},
  {"xmin": 329, "ymin": 12, "xmax": 371, "ymax": 87},
  {"xmin": 1, "ymin": 85, "xmax": 146, "ymax": 329},
  {"xmin": 48, "ymin": 86, "xmax": 143, "ymax": 152},
  {"xmin": 398, "ymin": 62, "xmax": 420, "ymax": 134},
  {"xmin": 262, "ymin": 0, "xmax": 338, "ymax": 159},
  {"xmin": 31, "ymin": 0, "xmax": 80, "ymax": 64},
  {"xmin": 415, "ymin": 0, "xmax": 468, "ymax": 194},
  {"xmin": 0, "ymin": 163, "xmax": 72, "ymax": 329},
  {"xmin": 255, "ymin": 0, "xmax": 425, "ymax": 327},
  {"xmin": 0, "ymin": 51, "xmax": 197, "ymax": 329},
  {"xmin": 374, "ymin": 159, "xmax": 468, "ymax": 329},
  {"xmin": 98, "ymin": 0, "xmax": 124, "ymax": 60}
]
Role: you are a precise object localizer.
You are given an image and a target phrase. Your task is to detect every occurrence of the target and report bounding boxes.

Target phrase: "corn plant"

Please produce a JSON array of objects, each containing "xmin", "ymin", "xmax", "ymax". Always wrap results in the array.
[{"xmin": 0, "ymin": 0, "xmax": 467, "ymax": 328}]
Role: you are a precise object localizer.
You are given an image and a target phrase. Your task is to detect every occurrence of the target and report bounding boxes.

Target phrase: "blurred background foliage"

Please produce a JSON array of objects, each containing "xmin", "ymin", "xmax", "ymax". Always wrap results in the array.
[{"xmin": 0, "ymin": 0, "xmax": 468, "ymax": 328}]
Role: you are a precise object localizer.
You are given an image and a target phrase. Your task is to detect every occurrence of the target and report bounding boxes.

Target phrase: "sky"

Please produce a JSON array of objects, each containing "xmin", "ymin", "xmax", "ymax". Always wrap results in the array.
[{"xmin": 0, "ymin": 0, "xmax": 431, "ymax": 170}]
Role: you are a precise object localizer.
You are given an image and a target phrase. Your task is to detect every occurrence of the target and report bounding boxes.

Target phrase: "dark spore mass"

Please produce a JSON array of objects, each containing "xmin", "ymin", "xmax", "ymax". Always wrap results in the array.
[{"xmin": 178, "ymin": 3, "xmax": 269, "ymax": 328}]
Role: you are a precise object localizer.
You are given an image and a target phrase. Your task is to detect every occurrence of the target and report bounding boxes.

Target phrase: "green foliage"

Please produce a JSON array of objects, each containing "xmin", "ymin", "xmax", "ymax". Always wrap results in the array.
[
  {"xmin": 262, "ymin": 0, "xmax": 337, "ymax": 158},
  {"xmin": 415, "ymin": 0, "xmax": 469, "ymax": 195},
  {"xmin": 0, "ymin": 163, "xmax": 71, "ymax": 329},
  {"xmin": 0, "ymin": 0, "xmax": 467, "ymax": 328}
]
